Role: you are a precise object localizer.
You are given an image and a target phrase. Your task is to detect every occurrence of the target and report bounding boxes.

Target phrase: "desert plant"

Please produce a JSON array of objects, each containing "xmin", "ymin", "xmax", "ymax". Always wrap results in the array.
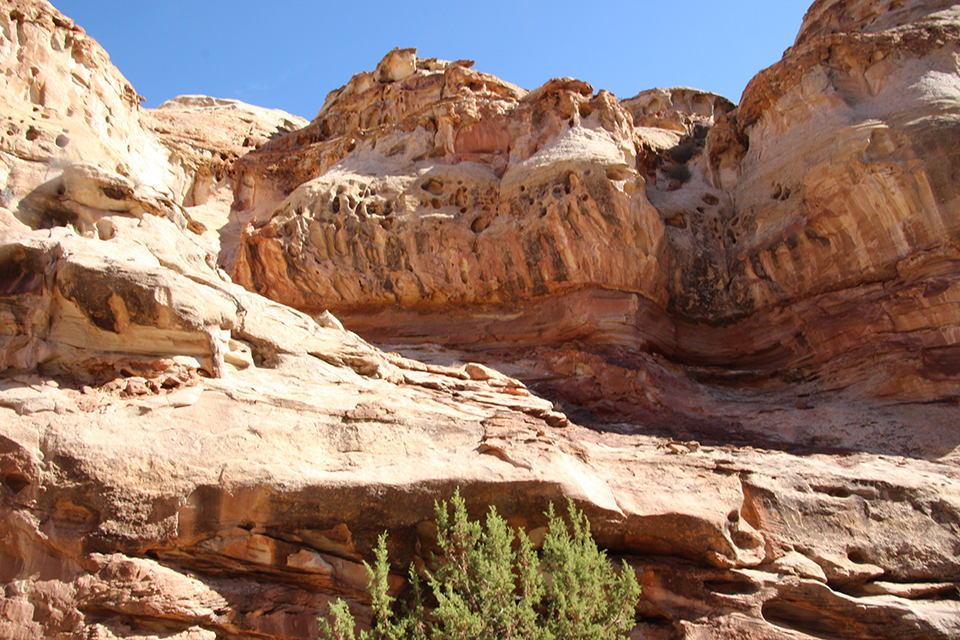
[
  {"xmin": 317, "ymin": 490, "xmax": 641, "ymax": 640},
  {"xmin": 665, "ymin": 163, "xmax": 692, "ymax": 184},
  {"xmin": 668, "ymin": 140, "xmax": 700, "ymax": 164}
]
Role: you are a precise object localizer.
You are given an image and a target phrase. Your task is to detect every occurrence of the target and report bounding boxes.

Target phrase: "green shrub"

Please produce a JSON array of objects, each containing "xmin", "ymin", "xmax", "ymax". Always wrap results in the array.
[
  {"xmin": 668, "ymin": 140, "xmax": 699, "ymax": 164},
  {"xmin": 318, "ymin": 490, "xmax": 640, "ymax": 640},
  {"xmin": 665, "ymin": 163, "xmax": 692, "ymax": 184}
]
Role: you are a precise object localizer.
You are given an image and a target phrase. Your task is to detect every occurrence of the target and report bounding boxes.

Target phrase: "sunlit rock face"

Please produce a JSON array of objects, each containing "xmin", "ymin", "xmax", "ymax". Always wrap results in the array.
[
  {"xmin": 230, "ymin": 52, "xmax": 737, "ymax": 374},
  {"xmin": 1, "ymin": 1, "xmax": 960, "ymax": 640},
  {"xmin": 232, "ymin": 64, "xmax": 670, "ymax": 321},
  {"xmin": 0, "ymin": 0, "xmax": 180, "ymax": 237},
  {"xmin": 235, "ymin": 0, "xmax": 960, "ymax": 418},
  {"xmin": 698, "ymin": 0, "xmax": 960, "ymax": 402},
  {"xmin": 726, "ymin": 0, "xmax": 960, "ymax": 317}
]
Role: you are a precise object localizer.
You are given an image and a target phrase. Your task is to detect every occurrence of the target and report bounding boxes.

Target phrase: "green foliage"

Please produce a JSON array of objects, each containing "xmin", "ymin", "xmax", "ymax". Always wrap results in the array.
[
  {"xmin": 318, "ymin": 490, "xmax": 640, "ymax": 640},
  {"xmin": 317, "ymin": 599, "xmax": 358, "ymax": 640},
  {"xmin": 668, "ymin": 140, "xmax": 700, "ymax": 164},
  {"xmin": 665, "ymin": 163, "xmax": 692, "ymax": 184}
]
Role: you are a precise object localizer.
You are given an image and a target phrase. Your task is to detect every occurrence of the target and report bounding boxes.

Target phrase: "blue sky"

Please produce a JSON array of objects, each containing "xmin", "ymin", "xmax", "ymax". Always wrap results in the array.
[{"xmin": 52, "ymin": 1, "xmax": 814, "ymax": 120}]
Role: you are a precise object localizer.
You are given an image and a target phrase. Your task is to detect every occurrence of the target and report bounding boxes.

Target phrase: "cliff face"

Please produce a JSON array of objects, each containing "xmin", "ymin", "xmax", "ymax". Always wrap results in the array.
[
  {"xmin": 1, "ymin": 1, "xmax": 960, "ymax": 639},
  {"xmin": 229, "ymin": 0, "xmax": 960, "ymax": 450}
]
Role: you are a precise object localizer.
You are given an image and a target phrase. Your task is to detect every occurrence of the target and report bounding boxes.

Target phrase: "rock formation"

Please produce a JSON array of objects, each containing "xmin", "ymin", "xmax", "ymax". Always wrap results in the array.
[
  {"xmin": 233, "ymin": 0, "xmax": 960, "ymax": 450},
  {"xmin": 0, "ymin": 0, "xmax": 959, "ymax": 639}
]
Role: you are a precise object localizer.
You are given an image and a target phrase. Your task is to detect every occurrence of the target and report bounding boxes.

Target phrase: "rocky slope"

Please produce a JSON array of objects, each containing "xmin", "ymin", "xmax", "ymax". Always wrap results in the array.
[{"xmin": 0, "ymin": 0, "xmax": 959, "ymax": 639}]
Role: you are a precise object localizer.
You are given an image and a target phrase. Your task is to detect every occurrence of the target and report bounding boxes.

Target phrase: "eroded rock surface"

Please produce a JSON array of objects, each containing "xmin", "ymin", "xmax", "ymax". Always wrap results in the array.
[
  {"xmin": 1, "ymin": 1, "xmax": 959, "ymax": 639},
  {"xmin": 235, "ymin": 0, "xmax": 960, "ymax": 450}
]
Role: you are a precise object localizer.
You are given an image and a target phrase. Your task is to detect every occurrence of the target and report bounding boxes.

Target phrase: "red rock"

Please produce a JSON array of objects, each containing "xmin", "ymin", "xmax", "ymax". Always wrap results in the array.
[{"xmin": 0, "ymin": 1, "xmax": 959, "ymax": 639}]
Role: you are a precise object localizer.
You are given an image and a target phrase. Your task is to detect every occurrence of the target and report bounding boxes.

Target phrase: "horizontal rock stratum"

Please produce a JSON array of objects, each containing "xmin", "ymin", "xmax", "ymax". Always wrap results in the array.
[{"xmin": 1, "ymin": 0, "xmax": 959, "ymax": 638}]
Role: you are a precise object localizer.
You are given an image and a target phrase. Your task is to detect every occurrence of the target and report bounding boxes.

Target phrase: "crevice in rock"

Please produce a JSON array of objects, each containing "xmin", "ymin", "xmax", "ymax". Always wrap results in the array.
[{"xmin": 761, "ymin": 598, "xmax": 848, "ymax": 640}]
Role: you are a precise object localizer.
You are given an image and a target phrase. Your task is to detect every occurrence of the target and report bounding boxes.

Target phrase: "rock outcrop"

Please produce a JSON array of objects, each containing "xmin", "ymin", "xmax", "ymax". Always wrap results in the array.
[
  {"xmin": 1, "ymin": 1, "xmax": 959, "ymax": 639},
  {"xmin": 234, "ymin": 0, "xmax": 960, "ymax": 448}
]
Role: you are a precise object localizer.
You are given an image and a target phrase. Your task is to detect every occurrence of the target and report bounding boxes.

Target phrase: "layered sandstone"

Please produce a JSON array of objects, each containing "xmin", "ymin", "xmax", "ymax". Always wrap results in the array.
[
  {"xmin": 0, "ymin": 0, "xmax": 169, "ymax": 209},
  {"xmin": 0, "ymin": 0, "xmax": 306, "ymax": 256},
  {"xmin": 3, "ymin": 363, "xmax": 958, "ymax": 639},
  {"xmin": 234, "ymin": 0, "xmax": 960, "ymax": 432},
  {"xmin": 0, "ymin": 1, "xmax": 959, "ymax": 639},
  {"xmin": 232, "ymin": 59, "xmax": 667, "ymax": 315}
]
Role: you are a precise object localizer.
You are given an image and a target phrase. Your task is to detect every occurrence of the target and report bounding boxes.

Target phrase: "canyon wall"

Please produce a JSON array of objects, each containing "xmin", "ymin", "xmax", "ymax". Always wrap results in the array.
[
  {"xmin": 233, "ymin": 0, "xmax": 960, "ymax": 422},
  {"xmin": 0, "ymin": 0, "xmax": 958, "ymax": 639}
]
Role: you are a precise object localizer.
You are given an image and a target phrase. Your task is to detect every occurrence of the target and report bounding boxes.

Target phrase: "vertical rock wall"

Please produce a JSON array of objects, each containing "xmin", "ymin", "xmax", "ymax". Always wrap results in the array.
[{"xmin": 0, "ymin": 2, "xmax": 959, "ymax": 640}]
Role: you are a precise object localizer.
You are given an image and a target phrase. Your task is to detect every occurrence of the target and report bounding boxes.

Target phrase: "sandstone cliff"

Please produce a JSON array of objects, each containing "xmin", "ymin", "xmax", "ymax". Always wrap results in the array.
[
  {"xmin": 232, "ymin": 0, "xmax": 960, "ymax": 451},
  {"xmin": 1, "ymin": 0, "xmax": 959, "ymax": 639}
]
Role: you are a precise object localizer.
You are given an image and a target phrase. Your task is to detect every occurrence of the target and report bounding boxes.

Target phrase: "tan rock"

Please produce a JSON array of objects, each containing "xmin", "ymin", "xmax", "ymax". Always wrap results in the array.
[
  {"xmin": 0, "ymin": 0, "xmax": 175, "ymax": 210},
  {"xmin": 234, "ymin": 56, "xmax": 666, "ymax": 317},
  {"xmin": 0, "ymin": 1, "xmax": 959, "ymax": 639},
  {"xmin": 375, "ymin": 47, "xmax": 418, "ymax": 83},
  {"xmin": 768, "ymin": 551, "xmax": 828, "ymax": 583},
  {"xmin": 76, "ymin": 554, "xmax": 229, "ymax": 625},
  {"xmin": 18, "ymin": 162, "xmax": 185, "ymax": 234},
  {"xmin": 141, "ymin": 95, "xmax": 307, "ymax": 267},
  {"xmin": 227, "ymin": 2, "xmax": 960, "ymax": 436}
]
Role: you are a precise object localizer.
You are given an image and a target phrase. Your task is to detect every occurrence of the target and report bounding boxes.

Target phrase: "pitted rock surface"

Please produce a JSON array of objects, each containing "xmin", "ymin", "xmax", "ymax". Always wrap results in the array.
[{"xmin": 1, "ymin": 1, "xmax": 959, "ymax": 639}]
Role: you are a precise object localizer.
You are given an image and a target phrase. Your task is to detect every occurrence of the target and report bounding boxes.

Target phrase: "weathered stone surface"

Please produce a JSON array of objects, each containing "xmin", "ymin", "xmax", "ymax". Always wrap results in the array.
[
  {"xmin": 233, "ymin": 65, "xmax": 665, "ymax": 314},
  {"xmin": 0, "ymin": 0, "xmax": 167, "ymax": 198},
  {"xmin": 2, "ymin": 359, "xmax": 959, "ymax": 638},
  {"xmin": 724, "ymin": 0, "xmax": 960, "ymax": 320},
  {"xmin": 0, "ymin": 0, "xmax": 305, "ymax": 265},
  {"xmin": 141, "ymin": 95, "xmax": 308, "ymax": 266},
  {"xmin": 1, "ymin": 0, "xmax": 959, "ymax": 639},
  {"xmin": 233, "ymin": 0, "xmax": 960, "ymax": 434}
]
